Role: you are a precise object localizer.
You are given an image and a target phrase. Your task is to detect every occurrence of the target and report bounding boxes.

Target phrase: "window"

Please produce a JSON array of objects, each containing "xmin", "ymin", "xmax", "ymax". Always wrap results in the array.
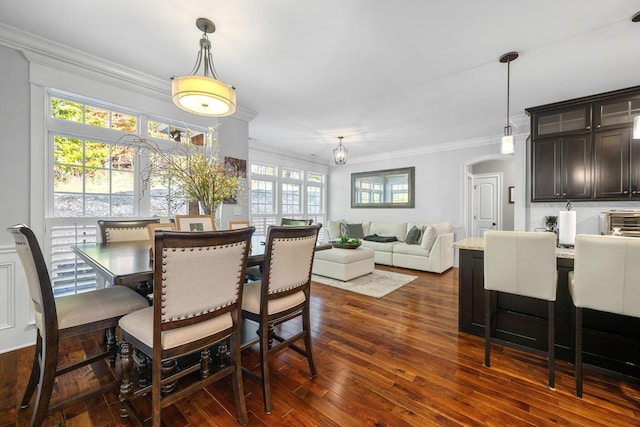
[
  {"xmin": 46, "ymin": 92, "xmax": 207, "ymax": 295},
  {"xmin": 249, "ymin": 162, "xmax": 326, "ymax": 238}
]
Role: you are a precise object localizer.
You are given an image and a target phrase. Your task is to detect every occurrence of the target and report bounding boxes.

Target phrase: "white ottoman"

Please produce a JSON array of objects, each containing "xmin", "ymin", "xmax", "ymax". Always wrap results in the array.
[{"xmin": 312, "ymin": 247, "xmax": 375, "ymax": 281}]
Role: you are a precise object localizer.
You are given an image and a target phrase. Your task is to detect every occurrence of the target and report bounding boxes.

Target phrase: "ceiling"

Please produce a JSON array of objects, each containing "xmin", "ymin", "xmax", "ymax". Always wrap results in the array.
[{"xmin": 2, "ymin": 1, "xmax": 640, "ymax": 164}]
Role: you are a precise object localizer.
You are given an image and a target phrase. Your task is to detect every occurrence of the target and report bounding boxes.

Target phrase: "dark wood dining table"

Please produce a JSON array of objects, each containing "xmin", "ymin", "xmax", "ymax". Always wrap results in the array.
[{"xmin": 71, "ymin": 235, "xmax": 330, "ymax": 287}]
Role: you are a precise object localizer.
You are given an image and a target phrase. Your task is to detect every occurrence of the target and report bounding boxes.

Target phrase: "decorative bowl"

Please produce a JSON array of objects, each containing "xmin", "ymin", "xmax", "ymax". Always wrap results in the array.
[{"xmin": 331, "ymin": 242, "xmax": 362, "ymax": 249}]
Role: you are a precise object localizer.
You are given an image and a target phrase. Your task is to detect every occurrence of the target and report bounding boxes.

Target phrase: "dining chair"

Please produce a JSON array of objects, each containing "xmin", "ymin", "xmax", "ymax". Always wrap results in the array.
[
  {"xmin": 175, "ymin": 214, "xmax": 216, "ymax": 231},
  {"xmin": 118, "ymin": 227, "xmax": 255, "ymax": 427},
  {"xmin": 7, "ymin": 224, "xmax": 149, "ymax": 427},
  {"xmin": 280, "ymin": 218, "xmax": 313, "ymax": 226},
  {"xmin": 241, "ymin": 224, "xmax": 321, "ymax": 413},
  {"xmin": 569, "ymin": 234, "xmax": 640, "ymax": 397},
  {"xmin": 97, "ymin": 218, "xmax": 160, "ymax": 243},
  {"xmin": 483, "ymin": 230, "xmax": 558, "ymax": 389}
]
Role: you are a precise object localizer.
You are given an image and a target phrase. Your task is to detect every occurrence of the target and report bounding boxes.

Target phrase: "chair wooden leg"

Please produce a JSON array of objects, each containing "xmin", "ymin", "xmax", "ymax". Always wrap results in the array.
[
  {"xmin": 302, "ymin": 306, "xmax": 317, "ymax": 377},
  {"xmin": 575, "ymin": 307, "xmax": 583, "ymax": 398},
  {"xmin": 152, "ymin": 350, "xmax": 162, "ymax": 427},
  {"xmin": 230, "ymin": 333, "xmax": 248, "ymax": 426},
  {"xmin": 118, "ymin": 340, "xmax": 133, "ymax": 420},
  {"xmin": 548, "ymin": 300, "xmax": 555, "ymax": 390},
  {"xmin": 484, "ymin": 290, "xmax": 491, "ymax": 368},
  {"xmin": 260, "ymin": 320, "xmax": 272, "ymax": 414},
  {"xmin": 106, "ymin": 327, "xmax": 117, "ymax": 367},
  {"xmin": 21, "ymin": 332, "xmax": 42, "ymax": 409},
  {"xmin": 29, "ymin": 333, "xmax": 59, "ymax": 427}
]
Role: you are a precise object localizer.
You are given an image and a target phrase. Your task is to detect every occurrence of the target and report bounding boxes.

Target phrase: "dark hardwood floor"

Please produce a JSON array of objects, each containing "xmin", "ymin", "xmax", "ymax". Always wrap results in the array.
[{"xmin": 2, "ymin": 266, "xmax": 639, "ymax": 426}]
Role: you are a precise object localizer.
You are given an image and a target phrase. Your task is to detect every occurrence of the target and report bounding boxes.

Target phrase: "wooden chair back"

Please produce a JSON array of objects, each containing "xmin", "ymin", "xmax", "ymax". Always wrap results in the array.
[
  {"xmin": 280, "ymin": 218, "xmax": 313, "ymax": 226},
  {"xmin": 97, "ymin": 218, "xmax": 160, "ymax": 243}
]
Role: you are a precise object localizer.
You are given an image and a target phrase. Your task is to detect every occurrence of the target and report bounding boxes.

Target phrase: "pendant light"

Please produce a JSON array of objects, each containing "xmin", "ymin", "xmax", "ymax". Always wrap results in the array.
[
  {"xmin": 499, "ymin": 52, "xmax": 518, "ymax": 155},
  {"xmin": 171, "ymin": 18, "xmax": 236, "ymax": 117},
  {"xmin": 333, "ymin": 136, "xmax": 348, "ymax": 164}
]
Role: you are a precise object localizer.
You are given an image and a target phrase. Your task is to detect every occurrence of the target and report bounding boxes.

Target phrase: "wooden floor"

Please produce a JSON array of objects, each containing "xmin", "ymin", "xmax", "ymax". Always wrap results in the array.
[{"xmin": 2, "ymin": 266, "xmax": 639, "ymax": 426}]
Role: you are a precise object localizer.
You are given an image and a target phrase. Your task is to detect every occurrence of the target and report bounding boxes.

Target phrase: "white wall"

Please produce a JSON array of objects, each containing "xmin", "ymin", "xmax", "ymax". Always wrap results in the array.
[{"xmin": 327, "ymin": 141, "xmax": 506, "ymax": 242}]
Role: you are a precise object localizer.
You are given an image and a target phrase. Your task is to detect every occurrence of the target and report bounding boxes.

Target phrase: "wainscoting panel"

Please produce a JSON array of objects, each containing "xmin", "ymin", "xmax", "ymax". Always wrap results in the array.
[{"xmin": 0, "ymin": 246, "xmax": 36, "ymax": 353}]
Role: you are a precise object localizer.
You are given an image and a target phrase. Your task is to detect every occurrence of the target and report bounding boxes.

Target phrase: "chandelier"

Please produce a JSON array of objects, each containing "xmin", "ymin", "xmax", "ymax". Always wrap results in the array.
[
  {"xmin": 171, "ymin": 18, "xmax": 236, "ymax": 117},
  {"xmin": 333, "ymin": 136, "xmax": 348, "ymax": 164}
]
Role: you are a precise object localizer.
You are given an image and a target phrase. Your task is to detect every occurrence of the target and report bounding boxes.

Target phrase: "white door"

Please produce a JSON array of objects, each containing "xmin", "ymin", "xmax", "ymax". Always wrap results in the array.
[{"xmin": 472, "ymin": 174, "xmax": 501, "ymax": 237}]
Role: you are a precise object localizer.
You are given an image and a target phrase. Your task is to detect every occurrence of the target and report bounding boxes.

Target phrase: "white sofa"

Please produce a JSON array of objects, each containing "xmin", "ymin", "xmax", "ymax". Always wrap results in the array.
[{"xmin": 327, "ymin": 220, "xmax": 454, "ymax": 274}]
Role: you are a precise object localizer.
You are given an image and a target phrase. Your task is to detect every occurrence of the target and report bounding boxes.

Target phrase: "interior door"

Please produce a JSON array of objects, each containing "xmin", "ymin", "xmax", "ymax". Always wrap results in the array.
[{"xmin": 472, "ymin": 174, "xmax": 500, "ymax": 237}]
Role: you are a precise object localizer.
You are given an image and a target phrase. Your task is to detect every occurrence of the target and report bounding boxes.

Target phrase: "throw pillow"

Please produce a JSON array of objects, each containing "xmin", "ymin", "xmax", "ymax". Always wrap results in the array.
[
  {"xmin": 346, "ymin": 223, "xmax": 364, "ymax": 239},
  {"xmin": 339, "ymin": 222, "xmax": 348, "ymax": 237},
  {"xmin": 420, "ymin": 226, "xmax": 437, "ymax": 251},
  {"xmin": 327, "ymin": 219, "xmax": 346, "ymax": 240},
  {"xmin": 405, "ymin": 225, "xmax": 423, "ymax": 245}
]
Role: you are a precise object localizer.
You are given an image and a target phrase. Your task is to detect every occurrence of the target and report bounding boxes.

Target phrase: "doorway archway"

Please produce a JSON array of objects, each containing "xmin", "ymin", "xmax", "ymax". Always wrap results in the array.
[{"xmin": 462, "ymin": 155, "xmax": 515, "ymax": 238}]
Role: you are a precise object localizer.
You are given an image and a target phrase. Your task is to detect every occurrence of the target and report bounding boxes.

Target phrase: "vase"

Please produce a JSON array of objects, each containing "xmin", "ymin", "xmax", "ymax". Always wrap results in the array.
[{"xmin": 199, "ymin": 201, "xmax": 223, "ymax": 230}]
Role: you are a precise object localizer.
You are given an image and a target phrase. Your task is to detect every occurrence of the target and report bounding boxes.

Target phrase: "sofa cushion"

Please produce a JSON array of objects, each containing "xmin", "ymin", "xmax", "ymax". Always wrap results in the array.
[
  {"xmin": 369, "ymin": 222, "xmax": 407, "ymax": 241},
  {"xmin": 405, "ymin": 225, "xmax": 423, "ymax": 245},
  {"xmin": 360, "ymin": 240, "xmax": 398, "ymax": 253},
  {"xmin": 393, "ymin": 242, "xmax": 429, "ymax": 256},
  {"xmin": 421, "ymin": 226, "xmax": 437, "ymax": 251}
]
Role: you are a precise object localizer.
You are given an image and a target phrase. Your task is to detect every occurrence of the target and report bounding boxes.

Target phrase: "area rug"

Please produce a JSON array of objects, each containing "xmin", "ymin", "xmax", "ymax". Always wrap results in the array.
[{"xmin": 311, "ymin": 269, "xmax": 417, "ymax": 298}]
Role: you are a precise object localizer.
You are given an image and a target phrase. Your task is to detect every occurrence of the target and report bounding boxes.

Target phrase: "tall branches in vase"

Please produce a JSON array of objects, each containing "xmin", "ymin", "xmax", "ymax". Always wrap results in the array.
[{"xmin": 118, "ymin": 128, "xmax": 245, "ymax": 216}]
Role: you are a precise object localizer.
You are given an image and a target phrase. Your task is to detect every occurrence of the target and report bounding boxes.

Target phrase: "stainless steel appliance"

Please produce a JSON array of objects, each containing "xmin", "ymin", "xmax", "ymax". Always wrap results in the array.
[{"xmin": 599, "ymin": 210, "xmax": 640, "ymax": 237}]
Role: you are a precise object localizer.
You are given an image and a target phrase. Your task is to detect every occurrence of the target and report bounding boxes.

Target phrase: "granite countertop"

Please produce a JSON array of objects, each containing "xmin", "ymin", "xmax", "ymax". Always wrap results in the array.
[{"xmin": 453, "ymin": 237, "xmax": 575, "ymax": 259}]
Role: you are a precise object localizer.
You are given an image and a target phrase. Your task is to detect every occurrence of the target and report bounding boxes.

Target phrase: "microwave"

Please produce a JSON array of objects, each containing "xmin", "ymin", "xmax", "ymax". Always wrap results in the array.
[{"xmin": 599, "ymin": 211, "xmax": 640, "ymax": 237}]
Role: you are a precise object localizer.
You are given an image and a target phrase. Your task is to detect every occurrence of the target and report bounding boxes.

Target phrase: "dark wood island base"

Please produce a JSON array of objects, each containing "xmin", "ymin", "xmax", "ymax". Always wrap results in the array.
[{"xmin": 455, "ymin": 238, "xmax": 640, "ymax": 380}]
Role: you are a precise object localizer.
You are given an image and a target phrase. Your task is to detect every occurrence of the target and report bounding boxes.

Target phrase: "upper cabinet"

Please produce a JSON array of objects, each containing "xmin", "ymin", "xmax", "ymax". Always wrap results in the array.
[
  {"xmin": 527, "ymin": 86, "xmax": 640, "ymax": 202},
  {"xmin": 532, "ymin": 104, "xmax": 592, "ymax": 139}
]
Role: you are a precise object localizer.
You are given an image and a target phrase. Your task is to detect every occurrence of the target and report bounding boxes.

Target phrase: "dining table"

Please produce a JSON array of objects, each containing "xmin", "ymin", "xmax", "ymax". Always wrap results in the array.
[{"xmin": 71, "ymin": 235, "xmax": 279, "ymax": 288}]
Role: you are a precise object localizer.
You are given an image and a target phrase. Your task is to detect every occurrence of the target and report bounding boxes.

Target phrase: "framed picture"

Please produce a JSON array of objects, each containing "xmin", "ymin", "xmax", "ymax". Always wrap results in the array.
[
  {"xmin": 224, "ymin": 157, "xmax": 247, "ymax": 204},
  {"xmin": 508, "ymin": 186, "xmax": 515, "ymax": 204},
  {"xmin": 174, "ymin": 215, "xmax": 216, "ymax": 231}
]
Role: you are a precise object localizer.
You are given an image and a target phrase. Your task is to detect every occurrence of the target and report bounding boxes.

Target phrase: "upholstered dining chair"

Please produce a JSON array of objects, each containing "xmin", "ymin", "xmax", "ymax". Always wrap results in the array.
[
  {"xmin": 280, "ymin": 218, "xmax": 313, "ymax": 226},
  {"xmin": 241, "ymin": 224, "xmax": 321, "ymax": 413},
  {"xmin": 7, "ymin": 224, "xmax": 149, "ymax": 427},
  {"xmin": 97, "ymin": 218, "xmax": 161, "ymax": 295},
  {"xmin": 97, "ymin": 218, "xmax": 160, "ymax": 243},
  {"xmin": 483, "ymin": 230, "xmax": 558, "ymax": 389},
  {"xmin": 118, "ymin": 227, "xmax": 255, "ymax": 427},
  {"xmin": 569, "ymin": 234, "xmax": 640, "ymax": 397}
]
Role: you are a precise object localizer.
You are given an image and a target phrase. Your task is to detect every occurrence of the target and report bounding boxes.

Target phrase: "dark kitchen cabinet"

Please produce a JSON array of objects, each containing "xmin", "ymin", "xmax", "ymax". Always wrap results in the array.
[
  {"xmin": 532, "ymin": 135, "xmax": 591, "ymax": 201},
  {"xmin": 594, "ymin": 128, "xmax": 640, "ymax": 199},
  {"xmin": 528, "ymin": 85, "xmax": 640, "ymax": 202}
]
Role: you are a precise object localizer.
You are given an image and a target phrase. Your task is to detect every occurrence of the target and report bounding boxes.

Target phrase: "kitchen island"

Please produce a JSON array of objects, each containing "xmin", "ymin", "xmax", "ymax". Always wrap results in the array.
[{"xmin": 454, "ymin": 237, "xmax": 640, "ymax": 379}]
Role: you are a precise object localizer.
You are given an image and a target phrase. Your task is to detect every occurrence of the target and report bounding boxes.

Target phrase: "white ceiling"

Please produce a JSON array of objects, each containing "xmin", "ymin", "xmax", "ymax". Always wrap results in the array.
[{"xmin": 2, "ymin": 0, "xmax": 640, "ymax": 164}]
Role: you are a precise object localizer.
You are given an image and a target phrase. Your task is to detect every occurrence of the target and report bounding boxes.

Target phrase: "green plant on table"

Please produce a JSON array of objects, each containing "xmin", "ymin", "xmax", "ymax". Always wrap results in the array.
[{"xmin": 338, "ymin": 234, "xmax": 361, "ymax": 245}]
